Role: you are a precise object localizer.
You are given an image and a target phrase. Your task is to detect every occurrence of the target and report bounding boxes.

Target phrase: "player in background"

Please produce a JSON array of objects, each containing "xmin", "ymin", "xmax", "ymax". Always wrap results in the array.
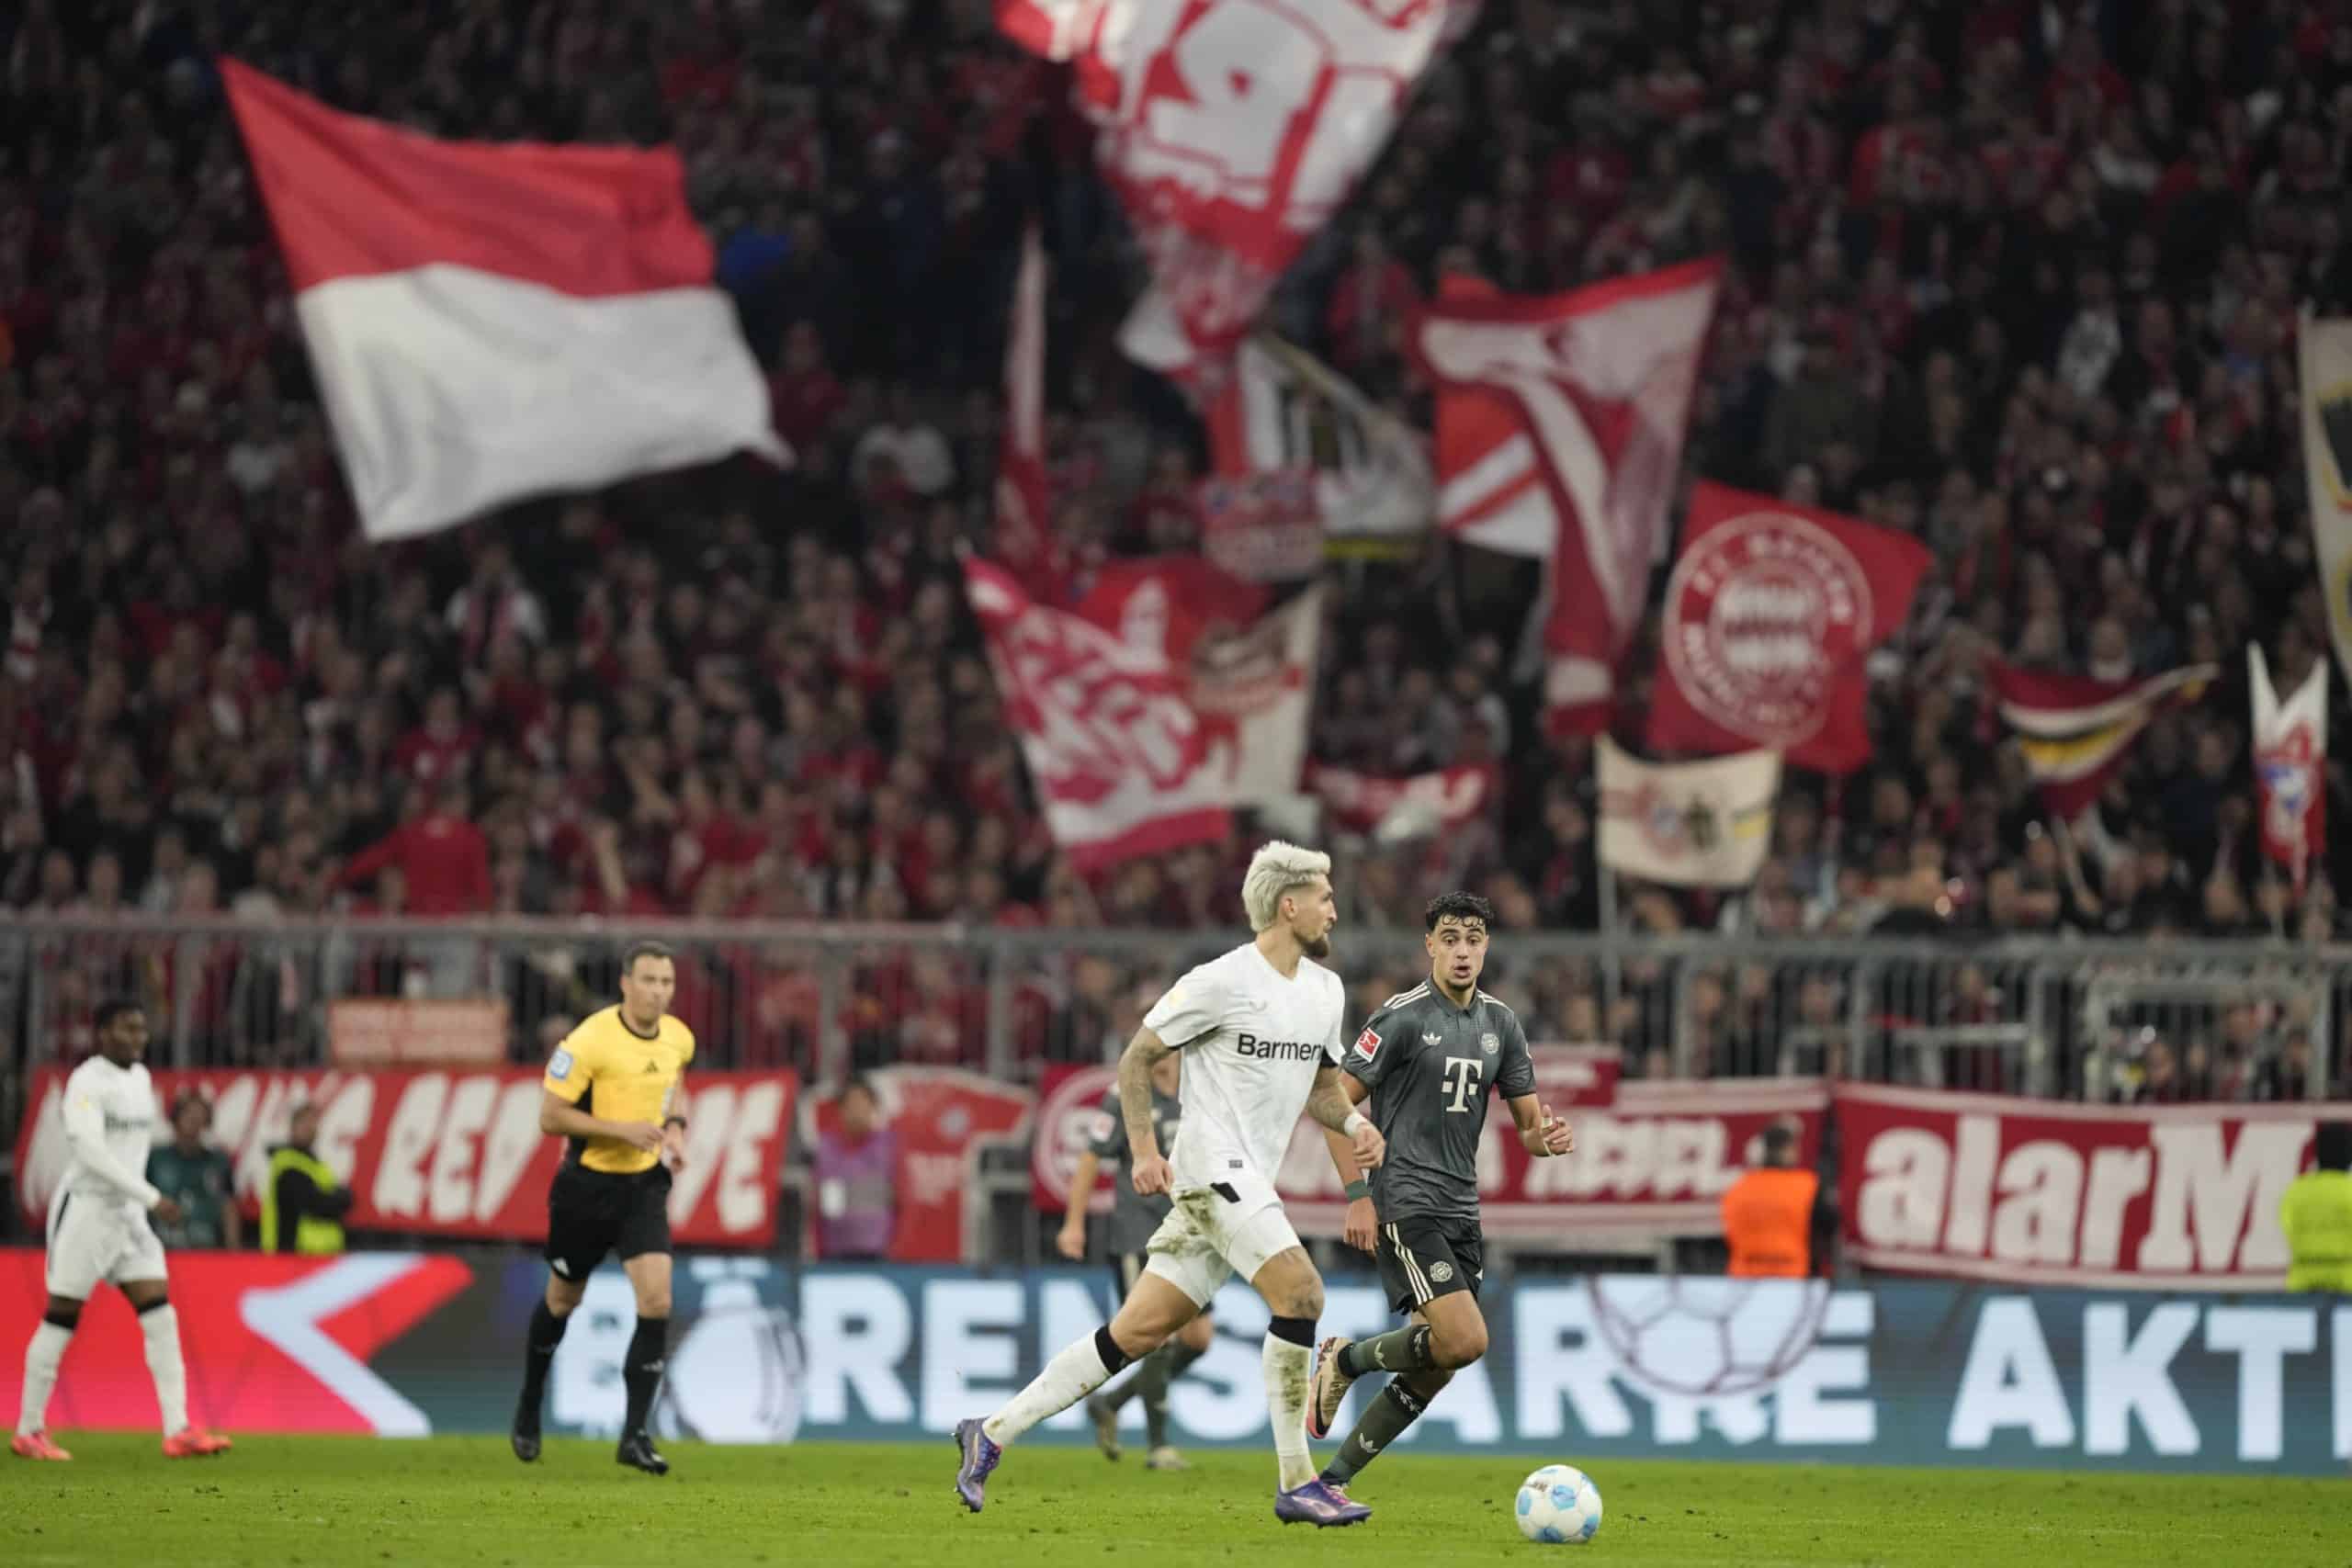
[
  {"xmin": 512, "ymin": 942, "xmax": 693, "ymax": 1475},
  {"xmin": 956, "ymin": 841, "xmax": 1386, "ymax": 1527},
  {"xmin": 13, "ymin": 1000, "xmax": 232, "ymax": 1461},
  {"xmin": 1056, "ymin": 1047, "xmax": 1214, "ymax": 1471},
  {"xmin": 1307, "ymin": 893, "xmax": 1573, "ymax": 1491}
]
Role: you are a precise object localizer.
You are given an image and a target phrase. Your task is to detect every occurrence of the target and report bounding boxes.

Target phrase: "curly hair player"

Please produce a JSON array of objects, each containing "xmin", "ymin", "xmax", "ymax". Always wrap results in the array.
[{"xmin": 954, "ymin": 840, "xmax": 1387, "ymax": 1527}]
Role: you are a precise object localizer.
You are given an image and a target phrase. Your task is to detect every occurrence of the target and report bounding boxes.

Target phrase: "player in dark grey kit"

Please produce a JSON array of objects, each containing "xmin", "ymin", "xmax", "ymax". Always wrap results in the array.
[
  {"xmin": 1053, "ymin": 1048, "xmax": 1214, "ymax": 1471},
  {"xmin": 1306, "ymin": 892, "xmax": 1573, "ymax": 1492}
]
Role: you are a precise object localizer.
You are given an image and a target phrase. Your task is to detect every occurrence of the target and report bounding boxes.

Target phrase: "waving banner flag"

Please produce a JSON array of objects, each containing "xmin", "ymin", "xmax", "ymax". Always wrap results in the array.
[
  {"xmin": 994, "ymin": 224, "xmax": 1064, "ymax": 599},
  {"xmin": 1306, "ymin": 762, "xmax": 1499, "ymax": 839},
  {"xmin": 1990, "ymin": 662, "xmax": 2218, "ymax": 819},
  {"xmin": 966, "ymin": 558, "xmax": 1321, "ymax": 869},
  {"xmin": 2301, "ymin": 313, "xmax": 2352, "ymax": 680},
  {"xmin": 1415, "ymin": 262, "xmax": 1723, "ymax": 734},
  {"xmin": 1648, "ymin": 483, "xmax": 1931, "ymax": 773},
  {"xmin": 999, "ymin": 0, "xmax": 1476, "ymax": 395},
  {"xmin": 1203, "ymin": 334, "xmax": 1433, "ymax": 567},
  {"xmin": 2250, "ymin": 645, "xmax": 2328, "ymax": 892},
  {"xmin": 222, "ymin": 61, "xmax": 782, "ymax": 543},
  {"xmin": 1595, "ymin": 738, "xmax": 1780, "ymax": 887}
]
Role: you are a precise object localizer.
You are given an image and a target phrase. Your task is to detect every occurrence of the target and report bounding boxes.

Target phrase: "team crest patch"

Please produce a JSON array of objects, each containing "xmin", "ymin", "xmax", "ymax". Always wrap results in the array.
[
  {"xmin": 1430, "ymin": 1260, "xmax": 1455, "ymax": 1283},
  {"xmin": 1481, "ymin": 1032, "xmax": 1500, "ymax": 1056},
  {"xmin": 548, "ymin": 1048, "xmax": 574, "ymax": 1080},
  {"xmin": 1353, "ymin": 1027, "xmax": 1382, "ymax": 1060}
]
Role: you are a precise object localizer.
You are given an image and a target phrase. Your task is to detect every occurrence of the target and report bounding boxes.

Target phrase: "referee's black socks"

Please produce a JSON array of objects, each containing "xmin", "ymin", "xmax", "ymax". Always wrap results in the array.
[
  {"xmin": 622, "ymin": 1316, "xmax": 670, "ymax": 1437},
  {"xmin": 516, "ymin": 1301, "xmax": 571, "ymax": 1427}
]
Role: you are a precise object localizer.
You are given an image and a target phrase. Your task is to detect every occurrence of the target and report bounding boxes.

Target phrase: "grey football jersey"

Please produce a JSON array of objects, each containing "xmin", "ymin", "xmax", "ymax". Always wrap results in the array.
[
  {"xmin": 1086, "ymin": 1084, "xmax": 1182, "ymax": 1255},
  {"xmin": 1342, "ymin": 984, "xmax": 1535, "ymax": 1223}
]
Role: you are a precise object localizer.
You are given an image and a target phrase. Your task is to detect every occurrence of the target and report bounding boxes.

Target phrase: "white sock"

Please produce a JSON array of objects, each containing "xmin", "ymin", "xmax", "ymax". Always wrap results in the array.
[
  {"xmin": 19, "ymin": 1322, "xmax": 71, "ymax": 1435},
  {"xmin": 984, "ymin": 1330, "xmax": 1116, "ymax": 1447},
  {"xmin": 1263, "ymin": 1332, "xmax": 1316, "ymax": 1490},
  {"xmin": 140, "ymin": 1305, "xmax": 190, "ymax": 1434}
]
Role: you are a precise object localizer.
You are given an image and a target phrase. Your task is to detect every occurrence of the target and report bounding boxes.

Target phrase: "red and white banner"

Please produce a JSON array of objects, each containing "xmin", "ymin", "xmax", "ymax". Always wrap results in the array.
[
  {"xmin": 999, "ymin": 0, "xmax": 1476, "ymax": 393},
  {"xmin": 223, "ymin": 61, "xmax": 781, "ymax": 543},
  {"xmin": 1990, "ymin": 661, "xmax": 2218, "ymax": 819},
  {"xmin": 12, "ymin": 1067, "xmax": 797, "ymax": 1246},
  {"xmin": 967, "ymin": 556, "xmax": 1320, "ymax": 869},
  {"xmin": 1596, "ymin": 737, "xmax": 1781, "ymax": 887},
  {"xmin": 799, "ymin": 1068, "xmax": 1033, "ymax": 1262},
  {"xmin": 1197, "ymin": 468, "xmax": 1325, "ymax": 583},
  {"xmin": 1031, "ymin": 1055, "xmax": 1821, "ymax": 1237},
  {"xmin": 1203, "ymin": 334, "xmax": 1433, "ymax": 555},
  {"xmin": 1307, "ymin": 761, "xmax": 1499, "ymax": 839},
  {"xmin": 2250, "ymin": 644, "xmax": 2327, "ymax": 892},
  {"xmin": 994, "ymin": 223, "xmax": 1064, "ymax": 600},
  {"xmin": 1414, "ymin": 262, "xmax": 1723, "ymax": 734},
  {"xmin": 1835, "ymin": 1084, "xmax": 2346, "ymax": 1290},
  {"xmin": 0, "ymin": 1250, "xmax": 474, "ymax": 1435},
  {"xmin": 1648, "ymin": 483, "xmax": 1931, "ymax": 773}
]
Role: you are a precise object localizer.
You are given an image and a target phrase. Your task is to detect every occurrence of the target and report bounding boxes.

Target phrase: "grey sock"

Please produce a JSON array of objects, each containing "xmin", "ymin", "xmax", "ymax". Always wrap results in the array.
[
  {"xmin": 1320, "ymin": 1380, "xmax": 1427, "ymax": 1485},
  {"xmin": 1337, "ymin": 1324, "xmax": 1433, "ymax": 1380},
  {"xmin": 1138, "ymin": 1344, "xmax": 1176, "ymax": 1449}
]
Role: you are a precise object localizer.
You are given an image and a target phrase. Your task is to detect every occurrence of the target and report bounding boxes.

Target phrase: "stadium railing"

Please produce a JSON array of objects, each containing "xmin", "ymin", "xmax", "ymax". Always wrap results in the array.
[{"xmin": 0, "ymin": 914, "xmax": 2335, "ymax": 1105}]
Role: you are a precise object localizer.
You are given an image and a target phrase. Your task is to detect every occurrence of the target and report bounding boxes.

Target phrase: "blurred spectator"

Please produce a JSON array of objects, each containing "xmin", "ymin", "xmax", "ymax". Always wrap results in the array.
[
  {"xmin": 145, "ymin": 1090, "xmax": 241, "ymax": 1250},
  {"xmin": 2279, "ymin": 1122, "xmax": 2352, "ymax": 1294},
  {"xmin": 262, "ymin": 1101, "xmax": 350, "ymax": 1256},
  {"xmin": 812, "ymin": 1077, "xmax": 896, "ymax": 1261}
]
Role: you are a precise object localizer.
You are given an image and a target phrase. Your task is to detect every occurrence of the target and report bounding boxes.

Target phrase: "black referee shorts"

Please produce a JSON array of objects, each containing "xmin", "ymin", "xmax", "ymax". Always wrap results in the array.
[
  {"xmin": 1374, "ymin": 1213, "xmax": 1484, "ymax": 1318},
  {"xmin": 545, "ymin": 1161, "xmax": 673, "ymax": 1282}
]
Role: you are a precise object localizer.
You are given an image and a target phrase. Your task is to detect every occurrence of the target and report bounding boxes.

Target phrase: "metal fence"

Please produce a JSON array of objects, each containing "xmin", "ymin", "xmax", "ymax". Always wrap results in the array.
[{"xmin": 0, "ymin": 915, "xmax": 2338, "ymax": 1111}]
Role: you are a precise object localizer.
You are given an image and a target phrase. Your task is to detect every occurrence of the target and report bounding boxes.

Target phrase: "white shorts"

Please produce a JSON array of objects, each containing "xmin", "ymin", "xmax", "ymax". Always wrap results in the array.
[
  {"xmin": 1142, "ymin": 1169, "xmax": 1303, "ymax": 1308},
  {"xmin": 45, "ymin": 1189, "xmax": 168, "ymax": 1301}
]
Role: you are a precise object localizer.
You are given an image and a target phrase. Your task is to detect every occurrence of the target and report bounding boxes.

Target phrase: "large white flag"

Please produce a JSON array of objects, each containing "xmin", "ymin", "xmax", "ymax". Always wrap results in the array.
[
  {"xmin": 2250, "ymin": 645, "xmax": 2327, "ymax": 892},
  {"xmin": 2303, "ymin": 312, "xmax": 2352, "ymax": 680},
  {"xmin": 1595, "ymin": 738, "xmax": 1779, "ymax": 887},
  {"xmin": 225, "ymin": 61, "xmax": 783, "ymax": 542}
]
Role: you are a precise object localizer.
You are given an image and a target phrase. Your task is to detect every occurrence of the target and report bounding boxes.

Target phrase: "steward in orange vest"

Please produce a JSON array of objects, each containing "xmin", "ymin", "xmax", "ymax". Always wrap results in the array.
[{"xmin": 1722, "ymin": 1121, "xmax": 1833, "ymax": 1277}]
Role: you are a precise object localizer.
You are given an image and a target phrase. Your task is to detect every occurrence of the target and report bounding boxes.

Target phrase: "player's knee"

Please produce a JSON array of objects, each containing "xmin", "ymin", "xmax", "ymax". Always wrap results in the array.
[
  {"xmin": 636, "ymin": 1289, "xmax": 673, "ymax": 1319},
  {"xmin": 1283, "ymin": 1275, "xmax": 1325, "ymax": 1320},
  {"xmin": 1431, "ymin": 1316, "xmax": 1487, "ymax": 1368}
]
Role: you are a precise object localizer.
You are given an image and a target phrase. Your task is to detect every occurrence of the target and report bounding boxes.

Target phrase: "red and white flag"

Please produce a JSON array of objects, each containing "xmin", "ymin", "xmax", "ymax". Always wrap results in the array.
[
  {"xmin": 1414, "ymin": 261, "xmax": 1723, "ymax": 734},
  {"xmin": 993, "ymin": 224, "xmax": 1064, "ymax": 599},
  {"xmin": 1647, "ymin": 482, "xmax": 1931, "ymax": 773},
  {"xmin": 966, "ymin": 557, "xmax": 1321, "ymax": 869},
  {"xmin": 223, "ymin": 62, "xmax": 782, "ymax": 543},
  {"xmin": 1991, "ymin": 661, "xmax": 2217, "ymax": 820},
  {"xmin": 1307, "ymin": 762, "xmax": 1498, "ymax": 839},
  {"xmin": 999, "ymin": 0, "xmax": 1476, "ymax": 396},
  {"xmin": 2250, "ymin": 645, "xmax": 2327, "ymax": 891}
]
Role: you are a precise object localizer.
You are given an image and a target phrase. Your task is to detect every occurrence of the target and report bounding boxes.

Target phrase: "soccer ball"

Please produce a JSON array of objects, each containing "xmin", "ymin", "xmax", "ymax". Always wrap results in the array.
[{"xmin": 1514, "ymin": 1463, "xmax": 1602, "ymax": 1545}]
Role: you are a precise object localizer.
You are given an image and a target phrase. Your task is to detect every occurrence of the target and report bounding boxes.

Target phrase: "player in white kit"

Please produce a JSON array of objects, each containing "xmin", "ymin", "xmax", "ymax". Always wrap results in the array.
[
  {"xmin": 12, "ymin": 1001, "xmax": 232, "ymax": 1461},
  {"xmin": 955, "ymin": 842, "xmax": 1385, "ymax": 1527}
]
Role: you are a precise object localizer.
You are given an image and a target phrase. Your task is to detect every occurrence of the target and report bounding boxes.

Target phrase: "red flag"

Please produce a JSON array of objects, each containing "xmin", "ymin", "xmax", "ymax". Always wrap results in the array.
[
  {"xmin": 964, "ymin": 558, "xmax": 1321, "ymax": 870},
  {"xmin": 1307, "ymin": 762, "xmax": 1498, "ymax": 836},
  {"xmin": 221, "ymin": 60, "xmax": 781, "ymax": 542},
  {"xmin": 993, "ymin": 224, "xmax": 1062, "ymax": 599},
  {"xmin": 1413, "ymin": 261, "xmax": 1722, "ymax": 735},
  {"xmin": 1989, "ymin": 661, "xmax": 2217, "ymax": 819},
  {"xmin": 998, "ymin": 0, "xmax": 1476, "ymax": 396},
  {"xmin": 1647, "ymin": 483, "xmax": 1932, "ymax": 773}
]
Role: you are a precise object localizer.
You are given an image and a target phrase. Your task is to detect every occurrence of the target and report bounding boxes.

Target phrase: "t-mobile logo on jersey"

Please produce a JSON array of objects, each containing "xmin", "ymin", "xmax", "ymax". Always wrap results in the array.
[
  {"xmin": 1236, "ymin": 1033, "xmax": 1323, "ymax": 1061},
  {"xmin": 1442, "ymin": 1056, "xmax": 1484, "ymax": 1112}
]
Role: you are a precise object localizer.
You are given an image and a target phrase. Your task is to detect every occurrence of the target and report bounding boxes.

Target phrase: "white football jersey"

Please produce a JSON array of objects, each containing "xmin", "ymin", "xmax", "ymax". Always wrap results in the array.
[
  {"xmin": 1143, "ymin": 942, "xmax": 1346, "ymax": 1190},
  {"xmin": 56, "ymin": 1055, "xmax": 163, "ymax": 1215}
]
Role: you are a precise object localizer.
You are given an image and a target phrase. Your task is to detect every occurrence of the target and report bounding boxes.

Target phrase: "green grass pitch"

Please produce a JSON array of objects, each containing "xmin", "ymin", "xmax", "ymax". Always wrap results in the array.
[{"xmin": 3, "ymin": 1437, "xmax": 2345, "ymax": 1567}]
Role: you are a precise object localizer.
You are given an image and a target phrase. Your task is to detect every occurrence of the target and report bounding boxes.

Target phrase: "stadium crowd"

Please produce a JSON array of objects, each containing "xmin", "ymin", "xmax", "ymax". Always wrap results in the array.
[{"xmin": 2, "ymin": 1, "xmax": 2350, "ymax": 1093}]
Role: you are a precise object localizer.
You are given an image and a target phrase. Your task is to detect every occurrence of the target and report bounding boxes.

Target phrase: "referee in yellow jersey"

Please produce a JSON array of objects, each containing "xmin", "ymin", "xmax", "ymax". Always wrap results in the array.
[{"xmin": 512, "ymin": 941, "xmax": 695, "ymax": 1473}]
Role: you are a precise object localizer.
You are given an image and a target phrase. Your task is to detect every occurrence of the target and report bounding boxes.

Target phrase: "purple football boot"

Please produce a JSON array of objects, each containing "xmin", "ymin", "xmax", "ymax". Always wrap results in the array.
[
  {"xmin": 1274, "ymin": 1478, "xmax": 1372, "ymax": 1527},
  {"xmin": 952, "ymin": 1418, "xmax": 1001, "ymax": 1513}
]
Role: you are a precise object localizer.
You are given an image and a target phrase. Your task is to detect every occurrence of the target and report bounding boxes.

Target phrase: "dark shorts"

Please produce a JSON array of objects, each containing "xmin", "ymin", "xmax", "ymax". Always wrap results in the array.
[
  {"xmin": 1374, "ymin": 1213, "xmax": 1484, "ymax": 1317},
  {"xmin": 545, "ymin": 1162, "xmax": 672, "ymax": 1281}
]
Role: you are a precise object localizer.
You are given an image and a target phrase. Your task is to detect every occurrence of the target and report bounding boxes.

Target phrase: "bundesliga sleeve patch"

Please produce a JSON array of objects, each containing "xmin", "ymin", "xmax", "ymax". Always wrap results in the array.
[
  {"xmin": 547, "ymin": 1047, "xmax": 573, "ymax": 1081},
  {"xmin": 1352, "ymin": 1027, "xmax": 1381, "ymax": 1060}
]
